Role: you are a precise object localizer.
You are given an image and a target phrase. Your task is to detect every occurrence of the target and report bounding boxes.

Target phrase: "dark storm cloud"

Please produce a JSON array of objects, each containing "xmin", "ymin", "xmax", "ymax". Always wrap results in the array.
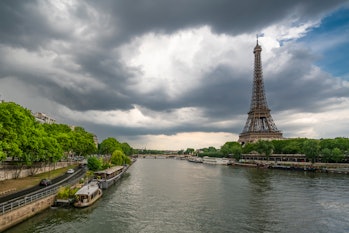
[
  {"xmin": 0, "ymin": 1, "xmax": 70, "ymax": 49},
  {"xmin": 88, "ymin": 0, "xmax": 348, "ymax": 41},
  {"xmin": 79, "ymin": 117, "xmax": 240, "ymax": 139},
  {"xmin": 178, "ymin": 65, "xmax": 250, "ymax": 117}
]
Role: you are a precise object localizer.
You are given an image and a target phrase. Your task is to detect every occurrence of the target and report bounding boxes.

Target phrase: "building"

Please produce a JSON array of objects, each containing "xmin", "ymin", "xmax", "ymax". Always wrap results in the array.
[
  {"xmin": 238, "ymin": 39, "xmax": 283, "ymax": 144},
  {"xmin": 33, "ymin": 112, "xmax": 56, "ymax": 124}
]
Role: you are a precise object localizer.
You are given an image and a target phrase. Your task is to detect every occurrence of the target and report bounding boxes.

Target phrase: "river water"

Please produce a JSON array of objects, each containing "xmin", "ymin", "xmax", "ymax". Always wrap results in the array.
[{"xmin": 5, "ymin": 159, "xmax": 349, "ymax": 233}]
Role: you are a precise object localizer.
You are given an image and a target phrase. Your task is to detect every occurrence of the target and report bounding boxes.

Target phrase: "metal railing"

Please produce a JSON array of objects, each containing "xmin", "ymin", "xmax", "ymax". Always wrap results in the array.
[
  {"xmin": 0, "ymin": 188, "xmax": 58, "ymax": 215},
  {"xmin": 0, "ymin": 168, "xmax": 85, "ymax": 215}
]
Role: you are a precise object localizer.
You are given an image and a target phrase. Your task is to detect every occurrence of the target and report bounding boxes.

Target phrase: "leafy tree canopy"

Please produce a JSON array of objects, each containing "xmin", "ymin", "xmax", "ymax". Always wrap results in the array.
[
  {"xmin": 303, "ymin": 139, "xmax": 320, "ymax": 163},
  {"xmin": 111, "ymin": 150, "xmax": 131, "ymax": 166},
  {"xmin": 99, "ymin": 137, "xmax": 122, "ymax": 155},
  {"xmin": 87, "ymin": 156, "xmax": 102, "ymax": 171}
]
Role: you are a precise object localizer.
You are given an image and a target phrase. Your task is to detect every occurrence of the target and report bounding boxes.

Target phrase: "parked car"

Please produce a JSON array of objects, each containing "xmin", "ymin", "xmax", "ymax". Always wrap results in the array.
[
  {"xmin": 39, "ymin": 179, "xmax": 52, "ymax": 186},
  {"xmin": 66, "ymin": 169, "xmax": 75, "ymax": 174}
]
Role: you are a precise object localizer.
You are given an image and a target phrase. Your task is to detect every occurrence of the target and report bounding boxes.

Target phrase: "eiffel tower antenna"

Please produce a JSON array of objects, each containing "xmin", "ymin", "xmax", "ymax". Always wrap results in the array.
[{"xmin": 238, "ymin": 39, "xmax": 283, "ymax": 144}]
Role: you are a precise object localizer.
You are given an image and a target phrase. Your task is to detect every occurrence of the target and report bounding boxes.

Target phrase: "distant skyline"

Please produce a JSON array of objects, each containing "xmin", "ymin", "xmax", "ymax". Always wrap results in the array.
[{"xmin": 0, "ymin": 0, "xmax": 349, "ymax": 150}]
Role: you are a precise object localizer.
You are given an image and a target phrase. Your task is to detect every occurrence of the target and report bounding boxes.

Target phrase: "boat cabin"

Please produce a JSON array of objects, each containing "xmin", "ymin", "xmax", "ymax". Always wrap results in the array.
[
  {"xmin": 94, "ymin": 166, "xmax": 124, "ymax": 180},
  {"xmin": 74, "ymin": 182, "xmax": 102, "ymax": 207}
]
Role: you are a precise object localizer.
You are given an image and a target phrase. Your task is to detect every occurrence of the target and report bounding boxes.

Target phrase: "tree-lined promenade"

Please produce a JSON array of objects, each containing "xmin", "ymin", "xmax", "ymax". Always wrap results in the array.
[{"xmin": 0, "ymin": 102, "xmax": 133, "ymax": 179}]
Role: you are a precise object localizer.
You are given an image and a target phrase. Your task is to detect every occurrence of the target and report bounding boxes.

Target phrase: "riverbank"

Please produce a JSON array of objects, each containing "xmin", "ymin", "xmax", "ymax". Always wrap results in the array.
[{"xmin": 235, "ymin": 160, "xmax": 349, "ymax": 174}]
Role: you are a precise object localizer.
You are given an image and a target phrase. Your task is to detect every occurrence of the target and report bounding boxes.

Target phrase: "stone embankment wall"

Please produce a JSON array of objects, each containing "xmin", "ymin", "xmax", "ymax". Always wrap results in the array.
[
  {"xmin": 0, "ymin": 162, "xmax": 74, "ymax": 181},
  {"xmin": 0, "ymin": 194, "xmax": 56, "ymax": 232}
]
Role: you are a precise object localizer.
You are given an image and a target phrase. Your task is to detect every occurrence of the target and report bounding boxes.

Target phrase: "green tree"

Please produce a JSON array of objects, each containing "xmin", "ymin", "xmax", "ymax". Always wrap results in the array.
[
  {"xmin": 87, "ymin": 156, "xmax": 102, "ymax": 171},
  {"xmin": 256, "ymin": 140, "xmax": 274, "ymax": 160},
  {"xmin": 221, "ymin": 142, "xmax": 242, "ymax": 160},
  {"xmin": 241, "ymin": 142, "xmax": 257, "ymax": 154},
  {"xmin": 231, "ymin": 145, "xmax": 242, "ymax": 161},
  {"xmin": 110, "ymin": 150, "xmax": 131, "ymax": 166},
  {"xmin": 333, "ymin": 137, "xmax": 349, "ymax": 152},
  {"xmin": 110, "ymin": 150, "xmax": 124, "ymax": 165},
  {"xmin": 271, "ymin": 140, "xmax": 287, "ymax": 154},
  {"xmin": 43, "ymin": 123, "xmax": 74, "ymax": 156},
  {"xmin": 71, "ymin": 127, "xmax": 97, "ymax": 156},
  {"xmin": 99, "ymin": 137, "xmax": 122, "ymax": 155},
  {"xmin": 332, "ymin": 148, "xmax": 344, "ymax": 163},
  {"xmin": 303, "ymin": 139, "xmax": 320, "ymax": 163},
  {"xmin": 120, "ymin": 142, "xmax": 133, "ymax": 156},
  {"xmin": 0, "ymin": 102, "xmax": 35, "ymax": 160},
  {"xmin": 282, "ymin": 141, "xmax": 301, "ymax": 154},
  {"xmin": 321, "ymin": 148, "xmax": 332, "ymax": 163},
  {"xmin": 0, "ymin": 102, "xmax": 52, "ymax": 176},
  {"xmin": 0, "ymin": 140, "xmax": 6, "ymax": 161},
  {"xmin": 184, "ymin": 148, "xmax": 195, "ymax": 155}
]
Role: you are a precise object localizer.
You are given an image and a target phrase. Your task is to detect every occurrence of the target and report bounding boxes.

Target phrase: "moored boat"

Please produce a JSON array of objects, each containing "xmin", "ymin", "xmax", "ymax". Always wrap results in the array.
[
  {"xmin": 187, "ymin": 156, "xmax": 203, "ymax": 163},
  {"xmin": 202, "ymin": 156, "xmax": 231, "ymax": 165},
  {"xmin": 202, "ymin": 156, "xmax": 217, "ymax": 164},
  {"xmin": 215, "ymin": 158, "xmax": 232, "ymax": 165},
  {"xmin": 93, "ymin": 165, "xmax": 128, "ymax": 189},
  {"xmin": 74, "ymin": 181, "xmax": 102, "ymax": 208}
]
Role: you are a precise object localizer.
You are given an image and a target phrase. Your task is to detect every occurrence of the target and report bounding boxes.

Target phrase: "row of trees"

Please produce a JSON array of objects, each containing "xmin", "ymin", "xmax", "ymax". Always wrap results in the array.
[
  {"xmin": 0, "ymin": 102, "xmax": 96, "ymax": 169},
  {"xmin": 188, "ymin": 137, "xmax": 349, "ymax": 163},
  {"xmin": 87, "ymin": 150, "xmax": 131, "ymax": 171},
  {"xmin": 87, "ymin": 137, "xmax": 133, "ymax": 171},
  {"xmin": 0, "ymin": 102, "xmax": 133, "ymax": 176},
  {"xmin": 130, "ymin": 137, "xmax": 349, "ymax": 164},
  {"xmin": 99, "ymin": 137, "xmax": 133, "ymax": 156}
]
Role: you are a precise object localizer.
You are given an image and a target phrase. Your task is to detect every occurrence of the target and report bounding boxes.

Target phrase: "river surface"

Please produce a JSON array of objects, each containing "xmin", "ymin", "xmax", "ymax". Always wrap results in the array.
[{"xmin": 5, "ymin": 159, "xmax": 349, "ymax": 233}]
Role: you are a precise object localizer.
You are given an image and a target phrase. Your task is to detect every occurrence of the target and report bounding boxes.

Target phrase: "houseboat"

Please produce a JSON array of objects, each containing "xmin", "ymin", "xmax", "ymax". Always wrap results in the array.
[
  {"xmin": 74, "ymin": 181, "xmax": 102, "ymax": 208},
  {"xmin": 93, "ymin": 165, "xmax": 128, "ymax": 189}
]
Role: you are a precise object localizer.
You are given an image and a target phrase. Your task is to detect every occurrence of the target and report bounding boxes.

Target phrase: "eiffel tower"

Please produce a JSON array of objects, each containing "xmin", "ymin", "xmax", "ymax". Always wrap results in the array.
[{"xmin": 238, "ymin": 38, "xmax": 283, "ymax": 144}]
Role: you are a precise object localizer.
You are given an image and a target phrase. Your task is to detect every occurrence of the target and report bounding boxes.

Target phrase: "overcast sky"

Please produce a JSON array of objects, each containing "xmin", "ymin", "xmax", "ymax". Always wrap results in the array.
[{"xmin": 1, "ymin": 0, "xmax": 349, "ymax": 150}]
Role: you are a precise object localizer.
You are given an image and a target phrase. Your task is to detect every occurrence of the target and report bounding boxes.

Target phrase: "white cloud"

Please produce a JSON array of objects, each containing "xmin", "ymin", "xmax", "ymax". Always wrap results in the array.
[
  {"xmin": 262, "ymin": 16, "xmax": 320, "ymax": 42},
  {"xmin": 119, "ymin": 27, "xmax": 255, "ymax": 99}
]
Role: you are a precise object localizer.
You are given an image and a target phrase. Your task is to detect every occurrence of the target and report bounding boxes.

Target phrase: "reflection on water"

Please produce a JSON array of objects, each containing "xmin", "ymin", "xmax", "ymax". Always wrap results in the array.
[{"xmin": 5, "ymin": 159, "xmax": 349, "ymax": 233}]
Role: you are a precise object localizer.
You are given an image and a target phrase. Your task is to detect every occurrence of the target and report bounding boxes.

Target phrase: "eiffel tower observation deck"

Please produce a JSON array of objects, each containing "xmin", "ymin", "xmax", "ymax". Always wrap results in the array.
[{"xmin": 238, "ymin": 39, "xmax": 283, "ymax": 144}]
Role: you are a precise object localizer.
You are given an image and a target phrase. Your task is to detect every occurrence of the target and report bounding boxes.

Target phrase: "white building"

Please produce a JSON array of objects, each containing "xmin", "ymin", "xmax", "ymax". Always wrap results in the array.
[{"xmin": 33, "ymin": 112, "xmax": 56, "ymax": 124}]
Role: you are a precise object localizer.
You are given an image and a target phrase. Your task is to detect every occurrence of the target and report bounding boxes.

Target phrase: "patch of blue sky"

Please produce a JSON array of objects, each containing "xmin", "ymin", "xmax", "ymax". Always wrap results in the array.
[{"xmin": 298, "ymin": 7, "xmax": 349, "ymax": 79}]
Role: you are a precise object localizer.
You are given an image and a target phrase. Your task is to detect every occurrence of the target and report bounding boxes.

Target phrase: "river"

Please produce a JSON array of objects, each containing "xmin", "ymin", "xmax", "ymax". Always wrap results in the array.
[{"xmin": 5, "ymin": 158, "xmax": 349, "ymax": 233}]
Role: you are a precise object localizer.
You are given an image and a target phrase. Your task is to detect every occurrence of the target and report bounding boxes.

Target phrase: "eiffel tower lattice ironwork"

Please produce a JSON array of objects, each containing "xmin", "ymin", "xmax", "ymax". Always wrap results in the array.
[{"xmin": 238, "ymin": 39, "xmax": 283, "ymax": 144}]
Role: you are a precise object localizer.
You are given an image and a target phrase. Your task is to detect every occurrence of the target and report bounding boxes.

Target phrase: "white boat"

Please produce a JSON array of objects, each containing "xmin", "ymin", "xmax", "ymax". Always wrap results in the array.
[
  {"xmin": 202, "ymin": 156, "xmax": 231, "ymax": 165},
  {"xmin": 74, "ymin": 182, "xmax": 102, "ymax": 208},
  {"xmin": 202, "ymin": 156, "xmax": 217, "ymax": 164},
  {"xmin": 93, "ymin": 165, "xmax": 128, "ymax": 189},
  {"xmin": 216, "ymin": 158, "xmax": 231, "ymax": 165},
  {"xmin": 187, "ymin": 156, "xmax": 203, "ymax": 163}
]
